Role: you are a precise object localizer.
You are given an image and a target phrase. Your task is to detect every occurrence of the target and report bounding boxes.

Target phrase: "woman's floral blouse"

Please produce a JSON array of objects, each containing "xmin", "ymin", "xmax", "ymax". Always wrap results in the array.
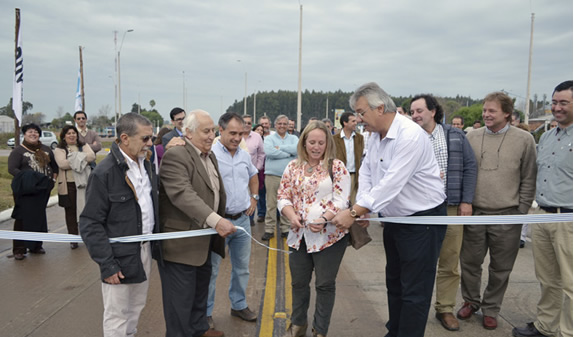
[{"xmin": 277, "ymin": 159, "xmax": 351, "ymax": 253}]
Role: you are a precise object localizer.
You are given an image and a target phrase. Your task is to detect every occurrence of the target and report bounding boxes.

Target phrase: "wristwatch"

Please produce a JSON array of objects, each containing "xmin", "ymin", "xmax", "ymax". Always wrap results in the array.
[
  {"xmin": 349, "ymin": 207, "xmax": 360, "ymax": 218},
  {"xmin": 251, "ymin": 194, "xmax": 260, "ymax": 201}
]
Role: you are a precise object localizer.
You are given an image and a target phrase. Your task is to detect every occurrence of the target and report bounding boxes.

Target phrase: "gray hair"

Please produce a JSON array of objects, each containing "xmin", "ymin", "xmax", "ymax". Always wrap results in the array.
[
  {"xmin": 321, "ymin": 118, "xmax": 333, "ymax": 125},
  {"xmin": 182, "ymin": 109, "xmax": 211, "ymax": 135},
  {"xmin": 116, "ymin": 113, "xmax": 152, "ymax": 138},
  {"xmin": 349, "ymin": 82, "xmax": 396, "ymax": 113},
  {"xmin": 274, "ymin": 114, "xmax": 289, "ymax": 124}
]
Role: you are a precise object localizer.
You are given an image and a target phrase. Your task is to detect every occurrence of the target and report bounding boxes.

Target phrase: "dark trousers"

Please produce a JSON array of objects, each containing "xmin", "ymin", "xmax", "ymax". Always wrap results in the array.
[
  {"xmin": 257, "ymin": 186, "xmax": 266, "ymax": 217},
  {"xmin": 383, "ymin": 203, "xmax": 447, "ymax": 337},
  {"xmin": 12, "ymin": 219, "xmax": 43, "ymax": 254},
  {"xmin": 64, "ymin": 182, "xmax": 78, "ymax": 235},
  {"xmin": 289, "ymin": 235, "xmax": 348, "ymax": 335},
  {"xmin": 158, "ymin": 257, "xmax": 212, "ymax": 337}
]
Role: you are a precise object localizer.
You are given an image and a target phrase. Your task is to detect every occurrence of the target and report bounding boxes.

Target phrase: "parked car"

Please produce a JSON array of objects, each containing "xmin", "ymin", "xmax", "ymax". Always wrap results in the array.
[{"xmin": 7, "ymin": 130, "xmax": 59, "ymax": 149}]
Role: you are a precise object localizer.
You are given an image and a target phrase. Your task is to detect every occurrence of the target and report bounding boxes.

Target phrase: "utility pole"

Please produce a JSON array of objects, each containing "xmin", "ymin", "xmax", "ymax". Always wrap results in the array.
[
  {"xmin": 296, "ymin": 4, "xmax": 303, "ymax": 130},
  {"xmin": 524, "ymin": 13, "xmax": 535, "ymax": 124},
  {"xmin": 79, "ymin": 46, "xmax": 85, "ymax": 111}
]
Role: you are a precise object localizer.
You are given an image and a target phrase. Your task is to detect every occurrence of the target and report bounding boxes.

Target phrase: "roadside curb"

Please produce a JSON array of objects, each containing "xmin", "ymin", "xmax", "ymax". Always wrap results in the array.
[{"xmin": 0, "ymin": 195, "xmax": 59, "ymax": 223}]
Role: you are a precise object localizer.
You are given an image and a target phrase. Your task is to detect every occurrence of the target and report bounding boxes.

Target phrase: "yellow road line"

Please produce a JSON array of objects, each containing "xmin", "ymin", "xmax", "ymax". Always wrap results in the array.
[
  {"xmin": 259, "ymin": 235, "xmax": 278, "ymax": 336},
  {"xmin": 283, "ymin": 238, "xmax": 292, "ymax": 329}
]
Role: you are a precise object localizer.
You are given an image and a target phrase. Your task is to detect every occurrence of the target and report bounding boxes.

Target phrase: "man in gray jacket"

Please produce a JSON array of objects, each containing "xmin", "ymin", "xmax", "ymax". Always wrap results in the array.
[
  {"xmin": 80, "ymin": 113, "xmax": 159, "ymax": 337},
  {"xmin": 411, "ymin": 94, "xmax": 477, "ymax": 331}
]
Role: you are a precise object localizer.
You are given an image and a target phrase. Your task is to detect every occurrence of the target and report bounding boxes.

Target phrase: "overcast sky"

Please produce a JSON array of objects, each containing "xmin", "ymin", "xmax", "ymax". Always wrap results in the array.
[{"xmin": 1, "ymin": 0, "xmax": 572, "ymax": 124}]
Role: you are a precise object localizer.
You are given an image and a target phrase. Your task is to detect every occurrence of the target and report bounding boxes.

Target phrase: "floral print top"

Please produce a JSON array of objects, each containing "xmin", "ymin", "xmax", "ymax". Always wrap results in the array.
[{"xmin": 277, "ymin": 159, "xmax": 351, "ymax": 253}]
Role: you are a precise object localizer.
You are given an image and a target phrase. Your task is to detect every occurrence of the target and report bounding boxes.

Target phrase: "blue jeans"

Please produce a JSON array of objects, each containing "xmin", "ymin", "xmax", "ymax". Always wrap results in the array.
[
  {"xmin": 257, "ymin": 187, "xmax": 266, "ymax": 217},
  {"xmin": 207, "ymin": 213, "xmax": 252, "ymax": 316}
]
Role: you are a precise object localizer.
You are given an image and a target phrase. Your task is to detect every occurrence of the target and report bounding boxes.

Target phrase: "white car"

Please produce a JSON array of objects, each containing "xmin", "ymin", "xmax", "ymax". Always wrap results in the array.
[{"xmin": 7, "ymin": 130, "xmax": 59, "ymax": 149}]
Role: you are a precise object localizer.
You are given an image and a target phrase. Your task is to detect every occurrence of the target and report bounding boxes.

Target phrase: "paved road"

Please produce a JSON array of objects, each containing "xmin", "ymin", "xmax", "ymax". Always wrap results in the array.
[{"xmin": 0, "ymin": 205, "xmax": 542, "ymax": 337}]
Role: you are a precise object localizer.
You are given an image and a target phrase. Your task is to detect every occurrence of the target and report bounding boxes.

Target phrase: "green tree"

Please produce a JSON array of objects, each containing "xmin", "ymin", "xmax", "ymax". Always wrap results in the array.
[
  {"xmin": 0, "ymin": 98, "xmax": 33, "ymax": 118},
  {"xmin": 51, "ymin": 112, "xmax": 74, "ymax": 129},
  {"xmin": 23, "ymin": 112, "xmax": 45, "ymax": 125},
  {"xmin": 141, "ymin": 110, "xmax": 163, "ymax": 127},
  {"xmin": 453, "ymin": 103, "xmax": 483, "ymax": 128},
  {"xmin": 149, "ymin": 100, "xmax": 156, "ymax": 109}
]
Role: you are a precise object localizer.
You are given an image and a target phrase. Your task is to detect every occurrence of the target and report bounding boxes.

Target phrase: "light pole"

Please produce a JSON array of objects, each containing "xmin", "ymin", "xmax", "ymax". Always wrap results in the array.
[
  {"xmin": 237, "ymin": 60, "xmax": 247, "ymax": 115},
  {"xmin": 116, "ymin": 29, "xmax": 134, "ymax": 118}
]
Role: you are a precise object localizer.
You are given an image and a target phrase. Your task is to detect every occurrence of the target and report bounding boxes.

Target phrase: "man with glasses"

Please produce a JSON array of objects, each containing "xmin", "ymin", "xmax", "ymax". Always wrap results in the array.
[
  {"xmin": 331, "ymin": 82, "xmax": 447, "ymax": 337},
  {"xmin": 458, "ymin": 92, "xmax": 537, "ymax": 330},
  {"xmin": 261, "ymin": 115, "xmax": 298, "ymax": 241},
  {"xmin": 513, "ymin": 80, "xmax": 573, "ymax": 337},
  {"xmin": 80, "ymin": 113, "xmax": 158, "ymax": 337},
  {"xmin": 162, "ymin": 107, "xmax": 186, "ymax": 147},
  {"xmin": 74, "ymin": 111, "xmax": 102, "ymax": 154}
]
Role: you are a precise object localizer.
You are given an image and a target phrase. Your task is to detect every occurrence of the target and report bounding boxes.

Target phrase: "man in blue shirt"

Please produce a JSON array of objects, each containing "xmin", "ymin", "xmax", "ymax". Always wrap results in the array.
[
  {"xmin": 208, "ymin": 112, "xmax": 259, "ymax": 328},
  {"xmin": 261, "ymin": 114, "xmax": 298, "ymax": 240}
]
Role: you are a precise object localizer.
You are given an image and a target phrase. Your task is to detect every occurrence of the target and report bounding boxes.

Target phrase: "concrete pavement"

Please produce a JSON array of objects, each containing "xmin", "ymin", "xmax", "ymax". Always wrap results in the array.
[{"xmin": 0, "ymin": 204, "xmax": 542, "ymax": 336}]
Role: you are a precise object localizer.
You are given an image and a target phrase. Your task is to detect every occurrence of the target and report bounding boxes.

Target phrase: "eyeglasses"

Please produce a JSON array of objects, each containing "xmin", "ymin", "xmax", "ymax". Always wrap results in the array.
[
  {"xmin": 141, "ymin": 135, "xmax": 153, "ymax": 143},
  {"xmin": 354, "ymin": 109, "xmax": 367, "ymax": 117},
  {"xmin": 551, "ymin": 100, "xmax": 572, "ymax": 107},
  {"xmin": 75, "ymin": 117, "xmax": 86, "ymax": 120},
  {"xmin": 174, "ymin": 117, "xmax": 185, "ymax": 122}
]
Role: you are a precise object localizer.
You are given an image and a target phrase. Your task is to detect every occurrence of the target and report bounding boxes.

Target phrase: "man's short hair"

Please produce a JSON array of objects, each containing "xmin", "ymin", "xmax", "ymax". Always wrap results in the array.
[
  {"xmin": 242, "ymin": 114, "xmax": 252, "ymax": 120},
  {"xmin": 553, "ymin": 80, "xmax": 573, "ymax": 95},
  {"xmin": 340, "ymin": 112, "xmax": 354, "ymax": 127},
  {"xmin": 484, "ymin": 92, "xmax": 514, "ymax": 122},
  {"xmin": 512, "ymin": 110, "xmax": 521, "ymax": 121},
  {"xmin": 473, "ymin": 120, "xmax": 481, "ymax": 125},
  {"xmin": 275, "ymin": 114, "xmax": 289, "ymax": 124},
  {"xmin": 169, "ymin": 107, "xmax": 185, "ymax": 121},
  {"xmin": 182, "ymin": 109, "xmax": 211, "ymax": 135},
  {"xmin": 411, "ymin": 94, "xmax": 443, "ymax": 123},
  {"xmin": 452, "ymin": 115, "xmax": 464, "ymax": 124},
  {"xmin": 74, "ymin": 111, "xmax": 87, "ymax": 119},
  {"xmin": 349, "ymin": 82, "xmax": 396, "ymax": 113},
  {"xmin": 117, "ymin": 113, "xmax": 152, "ymax": 139},
  {"xmin": 219, "ymin": 112, "xmax": 245, "ymax": 130},
  {"xmin": 322, "ymin": 118, "xmax": 333, "ymax": 125}
]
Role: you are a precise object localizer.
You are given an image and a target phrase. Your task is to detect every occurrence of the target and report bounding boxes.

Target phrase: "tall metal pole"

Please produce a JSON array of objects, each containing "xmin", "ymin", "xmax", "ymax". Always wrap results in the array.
[
  {"xmin": 254, "ymin": 91, "xmax": 257, "ymax": 122},
  {"xmin": 118, "ymin": 29, "xmax": 133, "ymax": 117},
  {"xmin": 114, "ymin": 31, "xmax": 118, "ymax": 126},
  {"xmin": 13, "ymin": 8, "xmax": 21, "ymax": 146},
  {"xmin": 325, "ymin": 96, "xmax": 329, "ymax": 118},
  {"xmin": 183, "ymin": 71, "xmax": 186, "ymax": 111},
  {"xmin": 243, "ymin": 72, "xmax": 248, "ymax": 115},
  {"xmin": 79, "ymin": 46, "xmax": 85, "ymax": 111},
  {"xmin": 524, "ymin": 13, "xmax": 535, "ymax": 124},
  {"xmin": 296, "ymin": 4, "xmax": 303, "ymax": 130}
]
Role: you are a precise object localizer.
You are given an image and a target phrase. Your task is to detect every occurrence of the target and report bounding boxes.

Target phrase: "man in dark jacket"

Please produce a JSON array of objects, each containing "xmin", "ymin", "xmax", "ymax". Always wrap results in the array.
[
  {"xmin": 80, "ymin": 113, "xmax": 159, "ymax": 337},
  {"xmin": 333, "ymin": 111, "xmax": 364, "ymax": 204},
  {"xmin": 411, "ymin": 94, "xmax": 477, "ymax": 332}
]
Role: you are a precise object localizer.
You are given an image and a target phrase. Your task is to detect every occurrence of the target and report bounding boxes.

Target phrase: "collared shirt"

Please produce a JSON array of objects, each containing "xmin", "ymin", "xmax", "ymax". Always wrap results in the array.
[
  {"xmin": 485, "ymin": 123, "xmax": 510, "ymax": 135},
  {"xmin": 187, "ymin": 139, "xmax": 222, "ymax": 228},
  {"xmin": 341, "ymin": 130, "xmax": 356, "ymax": 173},
  {"xmin": 356, "ymin": 114, "xmax": 445, "ymax": 216},
  {"xmin": 176, "ymin": 128, "xmax": 183, "ymax": 136},
  {"xmin": 118, "ymin": 148, "xmax": 154, "ymax": 235},
  {"xmin": 244, "ymin": 131, "xmax": 265, "ymax": 170},
  {"xmin": 212, "ymin": 141, "xmax": 258, "ymax": 214},
  {"xmin": 78, "ymin": 127, "xmax": 88, "ymax": 137},
  {"xmin": 429, "ymin": 123, "xmax": 448, "ymax": 191},
  {"xmin": 536, "ymin": 124, "xmax": 573, "ymax": 208}
]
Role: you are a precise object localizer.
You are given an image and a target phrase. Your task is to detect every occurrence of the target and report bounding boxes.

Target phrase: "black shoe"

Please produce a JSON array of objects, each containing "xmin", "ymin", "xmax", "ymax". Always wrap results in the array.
[
  {"xmin": 14, "ymin": 253, "xmax": 25, "ymax": 260},
  {"xmin": 257, "ymin": 216, "xmax": 265, "ymax": 223},
  {"xmin": 281, "ymin": 232, "xmax": 289, "ymax": 238},
  {"xmin": 520, "ymin": 240, "xmax": 525, "ymax": 248},
  {"xmin": 70, "ymin": 243, "xmax": 79, "ymax": 250},
  {"xmin": 512, "ymin": 322, "xmax": 545, "ymax": 337},
  {"xmin": 30, "ymin": 247, "xmax": 46, "ymax": 254},
  {"xmin": 261, "ymin": 232, "xmax": 274, "ymax": 241}
]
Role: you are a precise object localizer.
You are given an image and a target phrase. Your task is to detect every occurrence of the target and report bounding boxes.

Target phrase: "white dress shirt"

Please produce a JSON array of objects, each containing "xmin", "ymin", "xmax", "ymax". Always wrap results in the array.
[
  {"xmin": 119, "ymin": 148, "xmax": 154, "ymax": 235},
  {"xmin": 356, "ymin": 114, "xmax": 446, "ymax": 216},
  {"xmin": 341, "ymin": 131, "xmax": 356, "ymax": 173}
]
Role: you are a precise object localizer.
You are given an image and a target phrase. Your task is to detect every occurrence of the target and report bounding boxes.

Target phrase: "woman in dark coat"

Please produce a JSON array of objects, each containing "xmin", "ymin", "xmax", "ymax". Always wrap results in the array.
[{"xmin": 8, "ymin": 123, "xmax": 58, "ymax": 260}]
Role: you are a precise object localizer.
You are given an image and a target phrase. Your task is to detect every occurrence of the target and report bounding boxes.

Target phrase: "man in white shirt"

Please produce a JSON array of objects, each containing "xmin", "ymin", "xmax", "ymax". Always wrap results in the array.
[
  {"xmin": 332, "ymin": 82, "xmax": 447, "ymax": 337},
  {"xmin": 333, "ymin": 112, "xmax": 364, "ymax": 204}
]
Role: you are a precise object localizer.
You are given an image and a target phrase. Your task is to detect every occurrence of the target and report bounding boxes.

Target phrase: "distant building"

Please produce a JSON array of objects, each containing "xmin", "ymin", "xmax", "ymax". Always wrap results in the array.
[{"xmin": 0, "ymin": 116, "xmax": 15, "ymax": 133}]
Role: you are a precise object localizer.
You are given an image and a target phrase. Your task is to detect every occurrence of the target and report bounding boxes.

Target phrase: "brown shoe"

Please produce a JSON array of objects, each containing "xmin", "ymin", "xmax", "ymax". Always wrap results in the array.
[
  {"xmin": 435, "ymin": 312, "xmax": 460, "ymax": 331},
  {"xmin": 231, "ymin": 307, "xmax": 257, "ymax": 321},
  {"xmin": 483, "ymin": 315, "xmax": 497, "ymax": 330},
  {"xmin": 14, "ymin": 253, "xmax": 25, "ymax": 260},
  {"xmin": 456, "ymin": 302, "xmax": 477, "ymax": 320},
  {"xmin": 201, "ymin": 328, "xmax": 224, "ymax": 337}
]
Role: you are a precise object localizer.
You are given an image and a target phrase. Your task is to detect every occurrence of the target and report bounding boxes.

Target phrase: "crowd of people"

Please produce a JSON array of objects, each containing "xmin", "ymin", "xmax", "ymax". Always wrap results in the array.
[{"xmin": 7, "ymin": 80, "xmax": 572, "ymax": 337}]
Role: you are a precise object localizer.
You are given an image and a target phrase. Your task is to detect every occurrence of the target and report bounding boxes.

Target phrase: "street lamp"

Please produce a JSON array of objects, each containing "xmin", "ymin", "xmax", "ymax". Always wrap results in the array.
[
  {"xmin": 116, "ymin": 29, "xmax": 134, "ymax": 119},
  {"xmin": 237, "ymin": 60, "xmax": 247, "ymax": 115}
]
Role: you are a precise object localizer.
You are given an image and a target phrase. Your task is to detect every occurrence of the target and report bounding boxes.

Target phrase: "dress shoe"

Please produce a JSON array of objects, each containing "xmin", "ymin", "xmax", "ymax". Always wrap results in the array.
[
  {"xmin": 512, "ymin": 322, "xmax": 545, "ymax": 337},
  {"xmin": 200, "ymin": 328, "xmax": 224, "ymax": 337},
  {"xmin": 456, "ymin": 302, "xmax": 477, "ymax": 320},
  {"xmin": 281, "ymin": 232, "xmax": 289, "ymax": 238},
  {"xmin": 30, "ymin": 247, "xmax": 46, "ymax": 254},
  {"xmin": 257, "ymin": 216, "xmax": 265, "ymax": 223},
  {"xmin": 261, "ymin": 232, "xmax": 274, "ymax": 241},
  {"xmin": 288, "ymin": 323, "xmax": 307, "ymax": 337},
  {"xmin": 520, "ymin": 240, "xmax": 525, "ymax": 248},
  {"xmin": 14, "ymin": 253, "xmax": 25, "ymax": 260},
  {"xmin": 312, "ymin": 327, "xmax": 326, "ymax": 337},
  {"xmin": 231, "ymin": 307, "xmax": 257, "ymax": 321},
  {"xmin": 435, "ymin": 312, "xmax": 460, "ymax": 331},
  {"xmin": 207, "ymin": 316, "xmax": 215, "ymax": 329},
  {"xmin": 70, "ymin": 243, "xmax": 79, "ymax": 250},
  {"xmin": 483, "ymin": 315, "xmax": 497, "ymax": 330}
]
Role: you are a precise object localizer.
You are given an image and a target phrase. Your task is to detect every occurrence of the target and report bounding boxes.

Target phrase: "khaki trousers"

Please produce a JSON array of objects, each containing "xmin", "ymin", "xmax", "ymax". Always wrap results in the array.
[
  {"xmin": 264, "ymin": 175, "xmax": 290, "ymax": 234},
  {"xmin": 460, "ymin": 208, "xmax": 522, "ymax": 317},
  {"xmin": 101, "ymin": 242, "xmax": 151, "ymax": 337},
  {"xmin": 531, "ymin": 208, "xmax": 573, "ymax": 337},
  {"xmin": 434, "ymin": 205, "xmax": 463, "ymax": 313},
  {"xmin": 349, "ymin": 172, "xmax": 358, "ymax": 205}
]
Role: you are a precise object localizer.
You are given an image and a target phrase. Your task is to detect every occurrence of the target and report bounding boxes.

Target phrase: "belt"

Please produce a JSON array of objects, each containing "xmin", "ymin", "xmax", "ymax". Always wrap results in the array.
[
  {"xmin": 225, "ymin": 211, "xmax": 245, "ymax": 220},
  {"xmin": 540, "ymin": 206, "xmax": 573, "ymax": 214}
]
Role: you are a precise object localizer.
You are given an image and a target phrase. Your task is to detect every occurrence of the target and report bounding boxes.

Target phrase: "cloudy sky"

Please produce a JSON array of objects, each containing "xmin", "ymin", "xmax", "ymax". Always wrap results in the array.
[{"xmin": 0, "ymin": 0, "xmax": 572, "ymax": 124}]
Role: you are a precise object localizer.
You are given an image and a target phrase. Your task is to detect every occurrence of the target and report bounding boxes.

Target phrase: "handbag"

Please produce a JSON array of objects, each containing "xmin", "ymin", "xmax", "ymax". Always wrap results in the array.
[
  {"xmin": 58, "ymin": 193, "xmax": 72, "ymax": 208},
  {"xmin": 327, "ymin": 159, "xmax": 372, "ymax": 250}
]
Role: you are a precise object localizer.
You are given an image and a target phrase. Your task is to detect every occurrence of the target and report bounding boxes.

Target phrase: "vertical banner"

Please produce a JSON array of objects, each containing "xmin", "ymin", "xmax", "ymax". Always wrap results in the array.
[
  {"xmin": 334, "ymin": 109, "xmax": 345, "ymax": 129},
  {"xmin": 75, "ymin": 68, "xmax": 83, "ymax": 112},
  {"xmin": 13, "ymin": 8, "xmax": 23, "ymax": 124}
]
